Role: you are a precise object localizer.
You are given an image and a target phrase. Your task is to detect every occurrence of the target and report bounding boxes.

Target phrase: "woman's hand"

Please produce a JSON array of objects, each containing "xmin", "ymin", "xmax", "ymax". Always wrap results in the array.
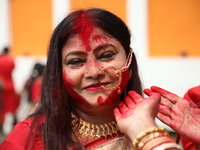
[
  {"xmin": 114, "ymin": 89, "xmax": 160, "ymax": 140},
  {"xmin": 151, "ymin": 86, "xmax": 200, "ymax": 145}
]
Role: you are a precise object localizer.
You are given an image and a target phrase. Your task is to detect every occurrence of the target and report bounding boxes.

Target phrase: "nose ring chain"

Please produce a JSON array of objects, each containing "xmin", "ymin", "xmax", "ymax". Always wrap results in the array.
[{"xmin": 100, "ymin": 49, "xmax": 133, "ymax": 94}]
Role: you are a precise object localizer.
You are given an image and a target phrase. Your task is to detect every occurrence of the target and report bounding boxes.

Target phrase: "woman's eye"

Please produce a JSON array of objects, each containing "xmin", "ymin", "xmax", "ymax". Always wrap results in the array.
[
  {"xmin": 99, "ymin": 52, "xmax": 115, "ymax": 60},
  {"xmin": 67, "ymin": 58, "xmax": 85, "ymax": 66}
]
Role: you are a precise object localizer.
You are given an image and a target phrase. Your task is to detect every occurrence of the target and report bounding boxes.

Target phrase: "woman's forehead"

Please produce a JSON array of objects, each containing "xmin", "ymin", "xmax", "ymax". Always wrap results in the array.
[{"xmin": 63, "ymin": 28, "xmax": 117, "ymax": 52}]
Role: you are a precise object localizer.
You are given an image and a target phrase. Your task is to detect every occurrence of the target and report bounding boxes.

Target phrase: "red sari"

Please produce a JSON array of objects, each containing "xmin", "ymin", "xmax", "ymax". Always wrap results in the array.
[
  {"xmin": 0, "ymin": 118, "xmax": 43, "ymax": 150},
  {"xmin": 0, "ymin": 118, "xmax": 131, "ymax": 150}
]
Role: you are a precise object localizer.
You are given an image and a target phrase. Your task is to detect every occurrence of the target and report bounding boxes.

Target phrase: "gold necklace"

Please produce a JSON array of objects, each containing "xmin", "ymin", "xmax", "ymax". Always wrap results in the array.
[
  {"xmin": 71, "ymin": 113, "xmax": 121, "ymax": 139},
  {"xmin": 71, "ymin": 113, "xmax": 128, "ymax": 150}
]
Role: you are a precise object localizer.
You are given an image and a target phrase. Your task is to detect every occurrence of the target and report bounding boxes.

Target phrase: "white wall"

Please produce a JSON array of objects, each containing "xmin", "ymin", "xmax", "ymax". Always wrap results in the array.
[
  {"xmin": 128, "ymin": 0, "xmax": 200, "ymax": 96},
  {"xmin": 0, "ymin": 0, "xmax": 10, "ymax": 53},
  {"xmin": 128, "ymin": 0, "xmax": 200, "ymax": 131}
]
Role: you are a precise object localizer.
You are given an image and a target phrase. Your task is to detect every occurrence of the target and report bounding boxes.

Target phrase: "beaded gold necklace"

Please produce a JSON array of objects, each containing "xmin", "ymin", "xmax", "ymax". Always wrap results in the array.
[
  {"xmin": 71, "ymin": 113, "xmax": 121, "ymax": 139},
  {"xmin": 71, "ymin": 113, "xmax": 128, "ymax": 150}
]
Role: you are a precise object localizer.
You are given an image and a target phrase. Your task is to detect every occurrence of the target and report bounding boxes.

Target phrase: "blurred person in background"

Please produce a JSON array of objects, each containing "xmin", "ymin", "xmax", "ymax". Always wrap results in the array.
[
  {"xmin": 16, "ymin": 63, "xmax": 45, "ymax": 122},
  {"xmin": 0, "ymin": 47, "xmax": 20, "ymax": 135},
  {"xmin": 23, "ymin": 63, "xmax": 44, "ymax": 108}
]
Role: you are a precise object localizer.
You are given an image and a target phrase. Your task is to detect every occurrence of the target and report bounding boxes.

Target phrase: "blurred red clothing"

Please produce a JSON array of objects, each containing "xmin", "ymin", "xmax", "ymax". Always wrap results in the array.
[
  {"xmin": 0, "ymin": 117, "xmax": 44, "ymax": 149},
  {"xmin": 0, "ymin": 53, "xmax": 20, "ymax": 123},
  {"xmin": 30, "ymin": 77, "xmax": 42, "ymax": 103},
  {"xmin": 180, "ymin": 85, "xmax": 200, "ymax": 150}
]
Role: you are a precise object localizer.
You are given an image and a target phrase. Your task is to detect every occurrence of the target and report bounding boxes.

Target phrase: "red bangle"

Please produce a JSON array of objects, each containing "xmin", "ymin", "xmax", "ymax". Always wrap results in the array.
[{"xmin": 139, "ymin": 135, "xmax": 175, "ymax": 150}]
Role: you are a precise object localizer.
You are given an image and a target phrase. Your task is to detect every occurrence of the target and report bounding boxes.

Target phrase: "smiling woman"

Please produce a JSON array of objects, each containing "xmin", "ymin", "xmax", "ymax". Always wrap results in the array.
[
  {"xmin": 0, "ymin": 8, "xmax": 142, "ymax": 150},
  {"xmin": 61, "ymin": 28, "xmax": 129, "ymax": 114},
  {"xmin": 0, "ymin": 8, "xmax": 183, "ymax": 150}
]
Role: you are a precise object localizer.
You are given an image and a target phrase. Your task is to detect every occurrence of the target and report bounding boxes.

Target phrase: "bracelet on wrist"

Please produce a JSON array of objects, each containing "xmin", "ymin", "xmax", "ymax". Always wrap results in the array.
[
  {"xmin": 133, "ymin": 127, "xmax": 169, "ymax": 150},
  {"xmin": 132, "ymin": 127, "xmax": 183, "ymax": 150}
]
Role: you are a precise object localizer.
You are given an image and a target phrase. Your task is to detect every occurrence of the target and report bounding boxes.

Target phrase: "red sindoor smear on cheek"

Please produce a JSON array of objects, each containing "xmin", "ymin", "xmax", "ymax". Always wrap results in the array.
[
  {"xmin": 62, "ymin": 72, "xmax": 92, "ymax": 109},
  {"xmin": 73, "ymin": 12, "xmax": 94, "ymax": 51},
  {"xmin": 97, "ymin": 96, "xmax": 103, "ymax": 103},
  {"xmin": 98, "ymin": 70, "xmax": 130, "ymax": 106}
]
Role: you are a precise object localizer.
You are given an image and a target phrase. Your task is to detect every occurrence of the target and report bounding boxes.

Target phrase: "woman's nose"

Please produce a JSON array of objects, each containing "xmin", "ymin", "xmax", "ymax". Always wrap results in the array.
[{"xmin": 84, "ymin": 60, "xmax": 104, "ymax": 79}]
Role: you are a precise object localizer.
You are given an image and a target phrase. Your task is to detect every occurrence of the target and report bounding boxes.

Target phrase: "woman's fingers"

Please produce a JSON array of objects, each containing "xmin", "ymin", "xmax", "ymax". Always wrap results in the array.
[
  {"xmin": 157, "ymin": 111, "xmax": 171, "ymax": 125},
  {"xmin": 124, "ymin": 95, "xmax": 136, "ymax": 108},
  {"xmin": 159, "ymin": 104, "xmax": 171, "ymax": 117},
  {"xmin": 143, "ymin": 89, "xmax": 161, "ymax": 102},
  {"xmin": 127, "ymin": 91, "xmax": 143, "ymax": 103},
  {"xmin": 113, "ymin": 107, "xmax": 122, "ymax": 120},
  {"xmin": 151, "ymin": 86, "xmax": 181, "ymax": 104},
  {"xmin": 119, "ymin": 101, "xmax": 129, "ymax": 114}
]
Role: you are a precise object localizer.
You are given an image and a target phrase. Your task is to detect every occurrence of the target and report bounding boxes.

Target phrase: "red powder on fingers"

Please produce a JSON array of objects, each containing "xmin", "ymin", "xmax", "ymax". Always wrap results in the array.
[{"xmin": 120, "ymin": 109, "xmax": 133, "ymax": 118}]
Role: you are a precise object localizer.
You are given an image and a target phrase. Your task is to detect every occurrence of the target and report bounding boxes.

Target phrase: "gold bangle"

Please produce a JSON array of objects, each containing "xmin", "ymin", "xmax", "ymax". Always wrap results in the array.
[{"xmin": 132, "ymin": 127, "xmax": 169, "ymax": 150}]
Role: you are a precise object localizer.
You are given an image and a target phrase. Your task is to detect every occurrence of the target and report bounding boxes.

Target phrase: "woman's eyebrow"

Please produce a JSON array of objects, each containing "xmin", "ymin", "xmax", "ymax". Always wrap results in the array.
[
  {"xmin": 93, "ymin": 44, "xmax": 116, "ymax": 52},
  {"xmin": 65, "ymin": 51, "xmax": 87, "ymax": 57}
]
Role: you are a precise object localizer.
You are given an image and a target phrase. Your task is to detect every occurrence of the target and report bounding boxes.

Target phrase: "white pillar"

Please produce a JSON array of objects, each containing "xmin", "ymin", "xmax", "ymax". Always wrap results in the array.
[
  {"xmin": 0, "ymin": 0, "xmax": 10, "ymax": 53},
  {"xmin": 51, "ymin": 0, "xmax": 71, "ymax": 29},
  {"xmin": 127, "ymin": 0, "xmax": 148, "ymax": 60}
]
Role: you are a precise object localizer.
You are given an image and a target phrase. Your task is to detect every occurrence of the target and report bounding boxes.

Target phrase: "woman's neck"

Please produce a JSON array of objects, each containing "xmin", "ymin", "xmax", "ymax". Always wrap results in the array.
[{"xmin": 75, "ymin": 99, "xmax": 120, "ymax": 124}]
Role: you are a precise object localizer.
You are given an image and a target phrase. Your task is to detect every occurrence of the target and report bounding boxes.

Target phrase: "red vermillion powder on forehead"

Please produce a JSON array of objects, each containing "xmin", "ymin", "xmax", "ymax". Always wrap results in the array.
[
  {"xmin": 72, "ymin": 12, "xmax": 94, "ymax": 51},
  {"xmin": 92, "ymin": 35, "xmax": 109, "ymax": 46}
]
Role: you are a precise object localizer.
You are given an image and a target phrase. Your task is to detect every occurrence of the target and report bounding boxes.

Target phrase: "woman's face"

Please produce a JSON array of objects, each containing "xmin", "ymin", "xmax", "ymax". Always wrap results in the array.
[{"xmin": 62, "ymin": 27, "xmax": 129, "ymax": 113}]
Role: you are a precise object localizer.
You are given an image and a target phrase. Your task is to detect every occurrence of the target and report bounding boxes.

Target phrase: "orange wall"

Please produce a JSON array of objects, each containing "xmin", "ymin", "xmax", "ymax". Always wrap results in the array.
[
  {"xmin": 10, "ymin": 1, "xmax": 200, "ymax": 57},
  {"xmin": 148, "ymin": 0, "xmax": 200, "ymax": 56},
  {"xmin": 70, "ymin": 0, "xmax": 126, "ymax": 23},
  {"xmin": 10, "ymin": 0, "xmax": 126, "ymax": 57},
  {"xmin": 10, "ymin": 0, "xmax": 52, "ymax": 56}
]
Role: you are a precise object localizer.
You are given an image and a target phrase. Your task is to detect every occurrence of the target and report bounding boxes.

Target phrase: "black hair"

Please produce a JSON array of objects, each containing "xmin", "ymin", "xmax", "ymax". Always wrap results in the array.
[
  {"xmin": 28, "ymin": 8, "xmax": 142, "ymax": 150},
  {"xmin": 1, "ymin": 47, "xmax": 9, "ymax": 54}
]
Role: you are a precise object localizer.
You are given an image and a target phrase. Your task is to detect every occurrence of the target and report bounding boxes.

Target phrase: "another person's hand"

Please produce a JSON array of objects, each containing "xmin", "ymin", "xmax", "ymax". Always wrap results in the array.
[
  {"xmin": 151, "ymin": 86, "xmax": 200, "ymax": 145},
  {"xmin": 114, "ymin": 89, "xmax": 160, "ymax": 141}
]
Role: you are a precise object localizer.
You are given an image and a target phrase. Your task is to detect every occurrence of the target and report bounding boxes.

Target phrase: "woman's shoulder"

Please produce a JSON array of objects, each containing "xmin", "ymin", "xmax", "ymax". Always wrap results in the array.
[
  {"xmin": 0, "ymin": 118, "xmax": 33, "ymax": 149},
  {"xmin": 0, "ymin": 116, "xmax": 44, "ymax": 149},
  {"xmin": 3, "ymin": 117, "xmax": 38, "ymax": 140}
]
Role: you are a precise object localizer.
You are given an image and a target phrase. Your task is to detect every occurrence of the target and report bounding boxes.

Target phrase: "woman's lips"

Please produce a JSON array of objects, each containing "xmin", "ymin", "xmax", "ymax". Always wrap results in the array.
[{"xmin": 84, "ymin": 82, "xmax": 108, "ymax": 91}]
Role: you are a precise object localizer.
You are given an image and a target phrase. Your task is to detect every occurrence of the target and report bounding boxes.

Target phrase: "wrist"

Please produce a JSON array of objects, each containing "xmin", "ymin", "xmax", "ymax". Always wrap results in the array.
[
  {"xmin": 132, "ymin": 127, "xmax": 183, "ymax": 150},
  {"xmin": 128, "ymin": 122, "xmax": 158, "ymax": 141}
]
